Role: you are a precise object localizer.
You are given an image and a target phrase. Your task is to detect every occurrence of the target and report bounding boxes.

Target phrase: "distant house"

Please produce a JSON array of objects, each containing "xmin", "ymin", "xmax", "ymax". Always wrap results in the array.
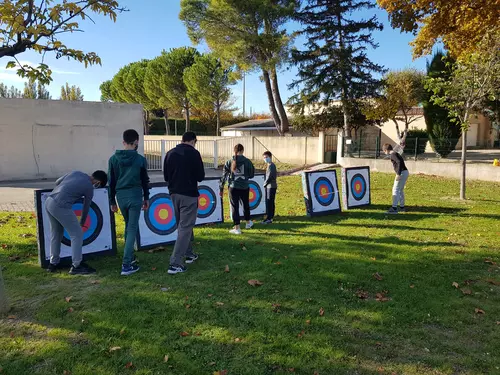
[{"xmin": 220, "ymin": 119, "xmax": 280, "ymax": 137}]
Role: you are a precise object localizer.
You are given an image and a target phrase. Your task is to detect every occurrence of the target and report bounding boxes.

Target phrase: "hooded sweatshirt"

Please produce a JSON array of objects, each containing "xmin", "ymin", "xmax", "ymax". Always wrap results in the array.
[
  {"xmin": 220, "ymin": 155, "xmax": 255, "ymax": 190},
  {"xmin": 163, "ymin": 143, "xmax": 205, "ymax": 197},
  {"xmin": 108, "ymin": 150, "xmax": 150, "ymax": 205}
]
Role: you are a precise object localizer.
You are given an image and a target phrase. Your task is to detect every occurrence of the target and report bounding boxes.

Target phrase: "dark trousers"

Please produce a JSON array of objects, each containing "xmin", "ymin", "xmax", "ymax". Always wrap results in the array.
[
  {"xmin": 229, "ymin": 188, "xmax": 250, "ymax": 225},
  {"xmin": 265, "ymin": 188, "xmax": 277, "ymax": 220}
]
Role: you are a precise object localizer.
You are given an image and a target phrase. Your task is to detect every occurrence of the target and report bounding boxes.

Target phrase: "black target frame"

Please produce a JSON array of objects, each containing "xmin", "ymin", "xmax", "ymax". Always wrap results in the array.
[
  {"xmin": 342, "ymin": 166, "xmax": 371, "ymax": 209},
  {"xmin": 302, "ymin": 170, "xmax": 342, "ymax": 217}
]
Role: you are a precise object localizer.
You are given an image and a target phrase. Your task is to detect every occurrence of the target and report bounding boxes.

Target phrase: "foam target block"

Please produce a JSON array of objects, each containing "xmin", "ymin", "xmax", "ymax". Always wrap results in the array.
[
  {"xmin": 229, "ymin": 174, "xmax": 266, "ymax": 220},
  {"xmin": 302, "ymin": 170, "xmax": 342, "ymax": 216},
  {"xmin": 342, "ymin": 166, "xmax": 371, "ymax": 209},
  {"xmin": 35, "ymin": 188, "xmax": 116, "ymax": 268}
]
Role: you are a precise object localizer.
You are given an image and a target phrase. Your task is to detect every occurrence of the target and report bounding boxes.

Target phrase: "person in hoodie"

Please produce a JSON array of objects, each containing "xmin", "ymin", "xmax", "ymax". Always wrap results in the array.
[
  {"xmin": 108, "ymin": 129, "xmax": 150, "ymax": 276},
  {"xmin": 262, "ymin": 151, "xmax": 277, "ymax": 224},
  {"xmin": 383, "ymin": 143, "xmax": 409, "ymax": 214},
  {"xmin": 163, "ymin": 132, "xmax": 205, "ymax": 275},
  {"xmin": 220, "ymin": 144, "xmax": 255, "ymax": 235}
]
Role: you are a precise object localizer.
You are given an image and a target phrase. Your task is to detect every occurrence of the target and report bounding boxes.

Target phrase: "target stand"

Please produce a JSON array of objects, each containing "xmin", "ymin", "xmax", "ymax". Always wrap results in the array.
[
  {"xmin": 229, "ymin": 174, "xmax": 266, "ymax": 221},
  {"xmin": 342, "ymin": 166, "xmax": 371, "ymax": 209},
  {"xmin": 302, "ymin": 170, "xmax": 342, "ymax": 216},
  {"xmin": 137, "ymin": 179, "xmax": 224, "ymax": 251},
  {"xmin": 35, "ymin": 188, "xmax": 117, "ymax": 268}
]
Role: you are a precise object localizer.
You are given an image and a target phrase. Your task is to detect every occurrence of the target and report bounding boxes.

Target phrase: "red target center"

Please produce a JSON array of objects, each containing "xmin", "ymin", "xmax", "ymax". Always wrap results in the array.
[
  {"xmin": 319, "ymin": 184, "xmax": 330, "ymax": 198},
  {"xmin": 74, "ymin": 210, "xmax": 90, "ymax": 233},
  {"xmin": 154, "ymin": 204, "xmax": 173, "ymax": 225},
  {"xmin": 249, "ymin": 189, "xmax": 256, "ymax": 203},
  {"xmin": 198, "ymin": 194, "xmax": 210, "ymax": 209},
  {"xmin": 354, "ymin": 182, "xmax": 362, "ymax": 193}
]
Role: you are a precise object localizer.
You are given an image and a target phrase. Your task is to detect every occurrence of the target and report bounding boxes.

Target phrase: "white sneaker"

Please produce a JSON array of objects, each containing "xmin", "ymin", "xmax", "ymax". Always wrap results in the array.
[
  {"xmin": 245, "ymin": 220, "xmax": 254, "ymax": 229},
  {"xmin": 229, "ymin": 228, "xmax": 242, "ymax": 235}
]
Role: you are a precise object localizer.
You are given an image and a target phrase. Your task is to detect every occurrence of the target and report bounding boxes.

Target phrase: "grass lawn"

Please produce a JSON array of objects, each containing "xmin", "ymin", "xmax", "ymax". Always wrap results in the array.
[{"xmin": 1, "ymin": 172, "xmax": 500, "ymax": 375}]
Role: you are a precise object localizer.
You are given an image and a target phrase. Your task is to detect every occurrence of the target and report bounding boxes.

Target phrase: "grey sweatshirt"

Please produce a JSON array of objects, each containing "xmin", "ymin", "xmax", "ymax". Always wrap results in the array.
[
  {"xmin": 49, "ymin": 171, "xmax": 94, "ymax": 225},
  {"xmin": 264, "ymin": 162, "xmax": 277, "ymax": 188}
]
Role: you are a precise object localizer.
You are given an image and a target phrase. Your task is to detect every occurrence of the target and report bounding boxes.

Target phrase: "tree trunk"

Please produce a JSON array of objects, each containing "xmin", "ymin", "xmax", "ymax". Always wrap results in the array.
[
  {"xmin": 0, "ymin": 266, "xmax": 9, "ymax": 313},
  {"xmin": 270, "ymin": 67, "xmax": 290, "ymax": 134},
  {"xmin": 216, "ymin": 103, "xmax": 221, "ymax": 136},
  {"xmin": 262, "ymin": 69, "xmax": 282, "ymax": 135},
  {"xmin": 185, "ymin": 106, "xmax": 191, "ymax": 132},
  {"xmin": 143, "ymin": 110, "xmax": 149, "ymax": 135},
  {"xmin": 460, "ymin": 128, "xmax": 467, "ymax": 200},
  {"xmin": 342, "ymin": 100, "xmax": 350, "ymax": 137},
  {"xmin": 164, "ymin": 109, "xmax": 169, "ymax": 136}
]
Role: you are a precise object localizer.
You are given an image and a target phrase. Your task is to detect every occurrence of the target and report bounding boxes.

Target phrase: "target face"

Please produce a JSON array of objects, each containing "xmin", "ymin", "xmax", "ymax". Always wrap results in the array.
[
  {"xmin": 343, "ymin": 166, "xmax": 371, "ymax": 209},
  {"xmin": 303, "ymin": 170, "xmax": 341, "ymax": 216},
  {"xmin": 61, "ymin": 201, "xmax": 103, "ymax": 246},
  {"xmin": 197, "ymin": 185, "xmax": 217, "ymax": 219},
  {"xmin": 145, "ymin": 193, "xmax": 177, "ymax": 235},
  {"xmin": 248, "ymin": 180, "xmax": 263, "ymax": 210}
]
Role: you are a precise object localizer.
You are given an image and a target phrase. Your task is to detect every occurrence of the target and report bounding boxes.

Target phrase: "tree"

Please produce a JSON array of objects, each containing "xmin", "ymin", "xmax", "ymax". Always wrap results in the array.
[
  {"xmin": 377, "ymin": 0, "xmax": 500, "ymax": 59},
  {"xmin": 422, "ymin": 51, "xmax": 461, "ymax": 158},
  {"xmin": 60, "ymin": 83, "xmax": 83, "ymax": 101},
  {"xmin": 99, "ymin": 80, "xmax": 113, "ymax": 102},
  {"xmin": 289, "ymin": 0, "xmax": 385, "ymax": 136},
  {"xmin": 180, "ymin": 0, "xmax": 298, "ymax": 134},
  {"xmin": 184, "ymin": 54, "xmax": 235, "ymax": 135},
  {"xmin": 365, "ymin": 69, "xmax": 425, "ymax": 136},
  {"xmin": 426, "ymin": 33, "xmax": 500, "ymax": 200},
  {"xmin": 0, "ymin": 83, "xmax": 22, "ymax": 98},
  {"xmin": 23, "ymin": 78, "xmax": 51, "ymax": 99},
  {"xmin": 0, "ymin": 1, "xmax": 127, "ymax": 84}
]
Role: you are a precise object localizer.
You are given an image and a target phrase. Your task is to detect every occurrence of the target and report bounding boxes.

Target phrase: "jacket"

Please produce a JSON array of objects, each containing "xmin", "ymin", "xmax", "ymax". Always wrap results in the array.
[{"xmin": 164, "ymin": 143, "xmax": 205, "ymax": 197}]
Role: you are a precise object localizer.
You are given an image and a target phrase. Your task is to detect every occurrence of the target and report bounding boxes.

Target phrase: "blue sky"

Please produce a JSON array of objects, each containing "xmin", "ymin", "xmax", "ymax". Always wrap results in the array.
[{"xmin": 0, "ymin": 0, "xmax": 432, "ymax": 113}]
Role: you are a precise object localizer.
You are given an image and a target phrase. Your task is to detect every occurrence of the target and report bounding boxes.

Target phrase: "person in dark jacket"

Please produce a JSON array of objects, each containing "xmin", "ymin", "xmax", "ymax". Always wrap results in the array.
[
  {"xmin": 164, "ymin": 132, "xmax": 205, "ymax": 275},
  {"xmin": 46, "ymin": 170, "xmax": 107, "ymax": 275},
  {"xmin": 383, "ymin": 143, "xmax": 409, "ymax": 214},
  {"xmin": 108, "ymin": 129, "xmax": 150, "ymax": 276},
  {"xmin": 262, "ymin": 151, "xmax": 277, "ymax": 224},
  {"xmin": 220, "ymin": 144, "xmax": 255, "ymax": 235}
]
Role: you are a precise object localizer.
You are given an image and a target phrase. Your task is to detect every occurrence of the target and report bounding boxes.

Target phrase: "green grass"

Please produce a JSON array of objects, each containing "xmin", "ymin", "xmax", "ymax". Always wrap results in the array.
[{"xmin": 1, "ymin": 172, "xmax": 500, "ymax": 375}]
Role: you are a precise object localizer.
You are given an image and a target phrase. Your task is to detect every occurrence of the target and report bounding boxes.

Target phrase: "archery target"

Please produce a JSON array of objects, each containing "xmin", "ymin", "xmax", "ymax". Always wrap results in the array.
[
  {"xmin": 196, "ymin": 178, "xmax": 223, "ymax": 225},
  {"xmin": 343, "ymin": 166, "xmax": 371, "ymax": 208},
  {"xmin": 231, "ymin": 175, "xmax": 266, "ymax": 219},
  {"xmin": 35, "ymin": 188, "xmax": 116, "ymax": 268},
  {"xmin": 303, "ymin": 170, "xmax": 341, "ymax": 216}
]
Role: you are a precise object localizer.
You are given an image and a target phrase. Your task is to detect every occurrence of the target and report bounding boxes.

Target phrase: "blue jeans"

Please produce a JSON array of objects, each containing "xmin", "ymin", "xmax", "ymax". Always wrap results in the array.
[{"xmin": 117, "ymin": 191, "xmax": 142, "ymax": 266}]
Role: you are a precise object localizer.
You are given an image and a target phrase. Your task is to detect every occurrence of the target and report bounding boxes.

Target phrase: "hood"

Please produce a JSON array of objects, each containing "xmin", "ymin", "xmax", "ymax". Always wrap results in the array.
[
  {"xmin": 234, "ymin": 154, "xmax": 246, "ymax": 166},
  {"xmin": 114, "ymin": 150, "xmax": 139, "ymax": 166},
  {"xmin": 173, "ymin": 143, "xmax": 192, "ymax": 156}
]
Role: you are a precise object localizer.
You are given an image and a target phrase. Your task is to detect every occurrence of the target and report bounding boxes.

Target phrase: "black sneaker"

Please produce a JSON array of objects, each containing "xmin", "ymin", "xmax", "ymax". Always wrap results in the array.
[
  {"xmin": 261, "ymin": 219, "xmax": 273, "ymax": 225},
  {"xmin": 185, "ymin": 253, "xmax": 199, "ymax": 264},
  {"xmin": 47, "ymin": 263, "xmax": 63, "ymax": 273},
  {"xmin": 121, "ymin": 264, "xmax": 140, "ymax": 276},
  {"xmin": 69, "ymin": 263, "xmax": 96, "ymax": 275},
  {"xmin": 168, "ymin": 265, "xmax": 187, "ymax": 275},
  {"xmin": 387, "ymin": 207, "xmax": 399, "ymax": 215},
  {"xmin": 398, "ymin": 207, "xmax": 406, "ymax": 213}
]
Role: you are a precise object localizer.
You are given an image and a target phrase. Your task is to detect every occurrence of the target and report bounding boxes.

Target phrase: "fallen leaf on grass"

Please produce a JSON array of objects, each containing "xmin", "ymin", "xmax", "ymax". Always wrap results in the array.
[
  {"xmin": 65, "ymin": 296, "xmax": 72, "ymax": 303},
  {"xmin": 148, "ymin": 247, "xmax": 165, "ymax": 253},
  {"xmin": 410, "ymin": 284, "xmax": 415, "ymax": 289},
  {"xmin": 464, "ymin": 279, "xmax": 478, "ymax": 285},
  {"xmin": 125, "ymin": 362, "xmax": 133, "ymax": 369},
  {"xmin": 213, "ymin": 371, "xmax": 228, "ymax": 375},
  {"xmin": 8, "ymin": 256, "xmax": 20, "ymax": 261},
  {"xmin": 272, "ymin": 303, "xmax": 281, "ymax": 313},
  {"xmin": 375, "ymin": 293, "xmax": 391, "ymax": 302},
  {"xmin": 234, "ymin": 338, "xmax": 241, "ymax": 343},
  {"xmin": 288, "ymin": 368, "xmax": 295, "ymax": 373},
  {"xmin": 67, "ymin": 307, "xmax": 74, "ymax": 313},
  {"xmin": 151, "ymin": 267, "xmax": 157, "ymax": 271},
  {"xmin": 185, "ymin": 304, "xmax": 191, "ymax": 310},
  {"xmin": 120, "ymin": 328, "xmax": 126, "ymax": 335},
  {"xmin": 306, "ymin": 319, "xmax": 311, "ymax": 325},
  {"xmin": 19, "ymin": 233, "xmax": 35, "ymax": 238},
  {"xmin": 208, "ymin": 294, "xmax": 214, "ymax": 297},
  {"xmin": 487, "ymin": 279, "xmax": 500, "ymax": 286},
  {"xmin": 475, "ymin": 308, "xmax": 485, "ymax": 314},
  {"xmin": 356, "ymin": 289, "xmax": 369, "ymax": 299},
  {"xmin": 452, "ymin": 282, "xmax": 459, "ymax": 288},
  {"xmin": 373, "ymin": 272, "xmax": 383, "ymax": 281},
  {"xmin": 109, "ymin": 346, "xmax": 121, "ymax": 352},
  {"xmin": 224, "ymin": 265, "xmax": 230, "ymax": 273},
  {"xmin": 7, "ymin": 315, "xmax": 17, "ymax": 320},
  {"xmin": 461, "ymin": 288, "xmax": 472, "ymax": 295},
  {"xmin": 248, "ymin": 279, "xmax": 263, "ymax": 287},
  {"xmin": 195, "ymin": 332, "xmax": 201, "ymax": 336},
  {"xmin": 9, "ymin": 332, "xmax": 14, "ymax": 338},
  {"xmin": 2, "ymin": 244, "xmax": 8, "ymax": 249},
  {"xmin": 484, "ymin": 258, "xmax": 497, "ymax": 265},
  {"xmin": 496, "ymin": 321, "xmax": 500, "ymax": 325},
  {"xmin": 63, "ymin": 371, "xmax": 71, "ymax": 375},
  {"xmin": 164, "ymin": 355, "xmax": 169, "ymax": 363},
  {"xmin": 180, "ymin": 332, "xmax": 190, "ymax": 337},
  {"xmin": 319, "ymin": 308, "xmax": 325, "ymax": 316},
  {"xmin": 208, "ymin": 362, "xmax": 216, "ymax": 366},
  {"xmin": 90, "ymin": 280, "xmax": 101, "ymax": 285},
  {"xmin": 215, "ymin": 302, "xmax": 224, "ymax": 306},
  {"xmin": 297, "ymin": 330, "xmax": 305, "ymax": 338}
]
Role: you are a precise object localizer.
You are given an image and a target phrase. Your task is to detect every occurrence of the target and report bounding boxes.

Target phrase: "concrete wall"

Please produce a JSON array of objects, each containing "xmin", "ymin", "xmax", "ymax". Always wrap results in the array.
[{"xmin": 0, "ymin": 99, "xmax": 143, "ymax": 181}]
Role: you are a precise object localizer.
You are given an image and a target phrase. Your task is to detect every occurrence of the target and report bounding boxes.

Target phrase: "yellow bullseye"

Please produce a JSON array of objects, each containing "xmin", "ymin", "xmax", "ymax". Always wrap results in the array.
[
  {"xmin": 250, "ymin": 191, "xmax": 255, "ymax": 200},
  {"xmin": 199, "ymin": 197, "xmax": 207, "ymax": 206},
  {"xmin": 159, "ymin": 209, "xmax": 169, "ymax": 220},
  {"xmin": 320, "ymin": 187, "xmax": 328, "ymax": 197}
]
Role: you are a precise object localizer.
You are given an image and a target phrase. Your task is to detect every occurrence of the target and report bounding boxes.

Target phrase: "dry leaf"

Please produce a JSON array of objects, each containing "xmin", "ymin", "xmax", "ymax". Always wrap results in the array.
[
  {"xmin": 224, "ymin": 265, "xmax": 230, "ymax": 273},
  {"xmin": 208, "ymin": 294, "xmax": 214, "ymax": 297},
  {"xmin": 65, "ymin": 296, "xmax": 72, "ymax": 303},
  {"xmin": 375, "ymin": 293, "xmax": 390, "ymax": 302},
  {"xmin": 67, "ymin": 307, "xmax": 74, "ymax": 313},
  {"xmin": 410, "ymin": 284, "xmax": 415, "ymax": 289},
  {"xmin": 356, "ymin": 289, "xmax": 369, "ymax": 299},
  {"xmin": 306, "ymin": 319, "xmax": 311, "ymax": 325},
  {"xmin": 234, "ymin": 338, "xmax": 241, "ymax": 342},
  {"xmin": 90, "ymin": 280, "xmax": 101, "ymax": 285},
  {"xmin": 215, "ymin": 302, "xmax": 225, "ymax": 306},
  {"xmin": 319, "ymin": 308, "xmax": 325, "ymax": 316},
  {"xmin": 241, "ymin": 246, "xmax": 247, "ymax": 251},
  {"xmin": 475, "ymin": 308, "xmax": 485, "ymax": 314},
  {"xmin": 297, "ymin": 330, "xmax": 305, "ymax": 338},
  {"xmin": 120, "ymin": 328, "xmax": 126, "ymax": 335},
  {"xmin": 195, "ymin": 332, "xmax": 202, "ymax": 336},
  {"xmin": 213, "ymin": 371, "xmax": 228, "ymax": 375},
  {"xmin": 164, "ymin": 355, "xmax": 169, "ymax": 363},
  {"xmin": 314, "ymin": 372, "xmax": 319, "ymax": 375},
  {"xmin": 288, "ymin": 368, "xmax": 295, "ymax": 373},
  {"xmin": 370, "ymin": 257, "xmax": 376, "ymax": 261},
  {"xmin": 7, "ymin": 315, "xmax": 17, "ymax": 319},
  {"xmin": 496, "ymin": 321, "xmax": 500, "ymax": 325},
  {"xmin": 208, "ymin": 362, "xmax": 216, "ymax": 366},
  {"xmin": 180, "ymin": 331, "xmax": 190, "ymax": 336},
  {"xmin": 461, "ymin": 288, "xmax": 472, "ymax": 295},
  {"xmin": 373, "ymin": 272, "xmax": 383, "ymax": 281},
  {"xmin": 452, "ymin": 282, "xmax": 459, "ymax": 288},
  {"xmin": 274, "ymin": 261, "xmax": 281, "ymax": 265},
  {"xmin": 109, "ymin": 346, "xmax": 121, "ymax": 352},
  {"xmin": 9, "ymin": 332, "xmax": 14, "ymax": 338},
  {"xmin": 151, "ymin": 267, "xmax": 157, "ymax": 271},
  {"xmin": 125, "ymin": 362, "xmax": 133, "ymax": 369},
  {"xmin": 248, "ymin": 279, "xmax": 263, "ymax": 287},
  {"xmin": 487, "ymin": 279, "xmax": 500, "ymax": 286},
  {"xmin": 185, "ymin": 304, "xmax": 191, "ymax": 309},
  {"xmin": 485, "ymin": 258, "xmax": 497, "ymax": 265},
  {"xmin": 63, "ymin": 371, "xmax": 71, "ymax": 375}
]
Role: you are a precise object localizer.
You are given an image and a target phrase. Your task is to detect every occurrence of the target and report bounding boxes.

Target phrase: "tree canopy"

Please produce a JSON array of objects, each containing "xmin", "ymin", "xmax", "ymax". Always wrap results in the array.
[
  {"xmin": 60, "ymin": 83, "xmax": 83, "ymax": 101},
  {"xmin": 23, "ymin": 78, "xmax": 50, "ymax": 99}
]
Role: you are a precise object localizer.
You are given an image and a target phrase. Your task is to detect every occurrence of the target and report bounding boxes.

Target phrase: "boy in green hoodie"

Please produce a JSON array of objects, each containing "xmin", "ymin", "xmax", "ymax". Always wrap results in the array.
[
  {"xmin": 219, "ymin": 144, "xmax": 255, "ymax": 235},
  {"xmin": 108, "ymin": 129, "xmax": 150, "ymax": 276}
]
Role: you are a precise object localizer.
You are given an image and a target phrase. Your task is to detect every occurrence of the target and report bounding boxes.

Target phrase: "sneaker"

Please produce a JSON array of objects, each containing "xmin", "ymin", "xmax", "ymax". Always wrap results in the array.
[
  {"xmin": 245, "ymin": 220, "xmax": 254, "ymax": 229},
  {"xmin": 398, "ymin": 207, "xmax": 406, "ymax": 213},
  {"xmin": 47, "ymin": 263, "xmax": 63, "ymax": 273},
  {"xmin": 229, "ymin": 228, "xmax": 242, "ymax": 235},
  {"xmin": 121, "ymin": 264, "xmax": 140, "ymax": 276},
  {"xmin": 168, "ymin": 265, "xmax": 187, "ymax": 275},
  {"xmin": 185, "ymin": 253, "xmax": 199, "ymax": 264},
  {"xmin": 69, "ymin": 262, "xmax": 96, "ymax": 275},
  {"xmin": 261, "ymin": 219, "xmax": 273, "ymax": 225},
  {"xmin": 387, "ymin": 207, "xmax": 399, "ymax": 215}
]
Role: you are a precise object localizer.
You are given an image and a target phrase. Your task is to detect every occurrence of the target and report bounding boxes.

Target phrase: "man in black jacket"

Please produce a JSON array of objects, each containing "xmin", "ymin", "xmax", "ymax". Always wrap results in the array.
[{"xmin": 164, "ymin": 132, "xmax": 205, "ymax": 274}]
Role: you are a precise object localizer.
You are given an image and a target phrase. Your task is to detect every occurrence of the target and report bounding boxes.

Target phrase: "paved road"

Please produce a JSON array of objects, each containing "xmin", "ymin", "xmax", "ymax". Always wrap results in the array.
[{"xmin": 0, "ymin": 170, "xmax": 222, "ymax": 212}]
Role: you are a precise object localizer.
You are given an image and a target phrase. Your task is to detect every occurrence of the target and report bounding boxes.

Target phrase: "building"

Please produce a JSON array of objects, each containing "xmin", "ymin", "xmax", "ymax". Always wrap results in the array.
[{"xmin": 220, "ymin": 119, "xmax": 280, "ymax": 137}]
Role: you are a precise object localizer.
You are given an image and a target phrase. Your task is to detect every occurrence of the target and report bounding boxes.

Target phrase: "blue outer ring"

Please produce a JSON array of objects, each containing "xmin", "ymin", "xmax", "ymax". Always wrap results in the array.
[
  {"xmin": 350, "ymin": 174, "xmax": 367, "ymax": 201},
  {"xmin": 197, "ymin": 186, "xmax": 216, "ymax": 218},
  {"xmin": 62, "ymin": 201, "xmax": 102, "ymax": 246},
  {"xmin": 248, "ymin": 181, "xmax": 262, "ymax": 210},
  {"xmin": 145, "ymin": 194, "xmax": 177, "ymax": 235},
  {"xmin": 313, "ymin": 177, "xmax": 335, "ymax": 206}
]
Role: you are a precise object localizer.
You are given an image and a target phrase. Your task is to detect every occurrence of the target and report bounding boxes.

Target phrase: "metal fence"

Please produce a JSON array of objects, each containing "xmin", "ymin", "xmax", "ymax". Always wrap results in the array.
[{"xmin": 144, "ymin": 140, "xmax": 217, "ymax": 171}]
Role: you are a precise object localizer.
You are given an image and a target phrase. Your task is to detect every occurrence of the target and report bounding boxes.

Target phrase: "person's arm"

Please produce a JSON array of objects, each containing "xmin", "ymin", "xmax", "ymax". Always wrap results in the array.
[
  {"xmin": 392, "ymin": 154, "xmax": 403, "ymax": 176},
  {"xmin": 55, "ymin": 173, "xmax": 68, "ymax": 186},
  {"xmin": 80, "ymin": 185, "xmax": 94, "ymax": 227},
  {"xmin": 247, "ymin": 159, "xmax": 255, "ymax": 179},
  {"xmin": 270, "ymin": 163, "xmax": 277, "ymax": 183},
  {"xmin": 163, "ymin": 151, "xmax": 169, "ymax": 184},
  {"xmin": 108, "ymin": 158, "xmax": 117, "ymax": 207},
  {"xmin": 263, "ymin": 166, "xmax": 271, "ymax": 187},
  {"xmin": 219, "ymin": 160, "xmax": 231, "ymax": 191},
  {"xmin": 196, "ymin": 150, "xmax": 205, "ymax": 182},
  {"xmin": 141, "ymin": 158, "xmax": 150, "ymax": 208}
]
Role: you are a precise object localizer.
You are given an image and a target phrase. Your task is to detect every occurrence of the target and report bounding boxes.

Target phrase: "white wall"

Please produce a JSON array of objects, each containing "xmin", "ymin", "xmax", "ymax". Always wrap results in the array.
[{"xmin": 0, "ymin": 99, "xmax": 143, "ymax": 181}]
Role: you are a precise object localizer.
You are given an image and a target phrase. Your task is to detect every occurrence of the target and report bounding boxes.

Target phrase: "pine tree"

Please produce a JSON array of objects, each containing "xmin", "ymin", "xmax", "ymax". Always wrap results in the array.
[{"xmin": 289, "ymin": 0, "xmax": 385, "ymax": 135}]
